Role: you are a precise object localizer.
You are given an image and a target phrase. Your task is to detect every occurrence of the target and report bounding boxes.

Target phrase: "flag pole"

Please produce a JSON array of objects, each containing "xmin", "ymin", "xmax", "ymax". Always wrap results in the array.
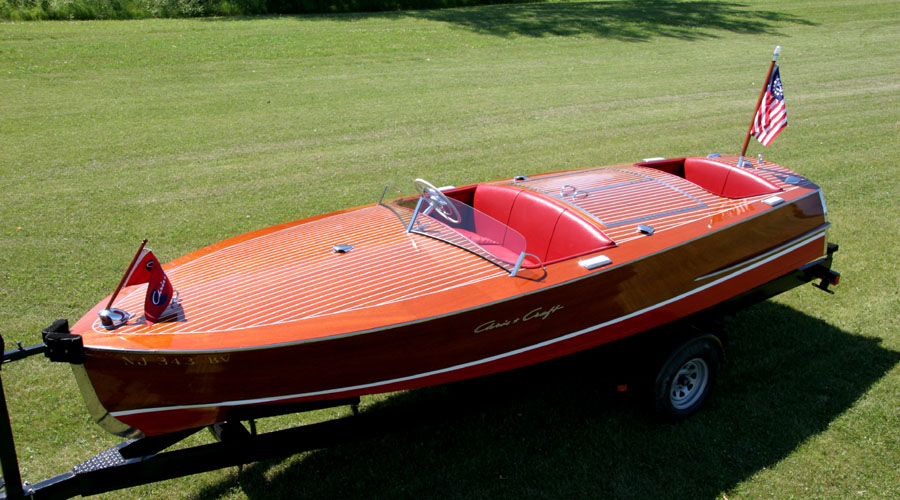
[
  {"xmin": 739, "ymin": 45, "xmax": 781, "ymax": 166},
  {"xmin": 99, "ymin": 238, "xmax": 148, "ymax": 327}
]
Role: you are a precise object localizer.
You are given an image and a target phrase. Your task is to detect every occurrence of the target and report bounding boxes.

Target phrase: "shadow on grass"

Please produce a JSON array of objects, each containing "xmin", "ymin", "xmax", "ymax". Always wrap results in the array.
[
  {"xmin": 402, "ymin": 0, "xmax": 815, "ymax": 40},
  {"xmin": 189, "ymin": 300, "xmax": 897, "ymax": 499},
  {"xmin": 215, "ymin": 1, "xmax": 815, "ymax": 41}
]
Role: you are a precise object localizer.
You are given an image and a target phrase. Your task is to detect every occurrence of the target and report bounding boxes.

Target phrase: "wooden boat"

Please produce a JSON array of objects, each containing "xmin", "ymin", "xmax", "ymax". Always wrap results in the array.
[{"xmin": 58, "ymin": 154, "xmax": 835, "ymax": 437}]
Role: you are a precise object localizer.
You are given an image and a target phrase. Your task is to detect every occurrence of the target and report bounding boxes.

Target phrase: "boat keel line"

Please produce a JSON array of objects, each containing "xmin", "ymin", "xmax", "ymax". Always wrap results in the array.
[{"xmin": 110, "ymin": 228, "xmax": 828, "ymax": 419}]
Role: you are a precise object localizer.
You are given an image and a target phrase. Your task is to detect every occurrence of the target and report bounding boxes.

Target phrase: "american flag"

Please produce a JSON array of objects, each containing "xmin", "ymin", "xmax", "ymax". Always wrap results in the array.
[{"xmin": 752, "ymin": 65, "xmax": 787, "ymax": 146}]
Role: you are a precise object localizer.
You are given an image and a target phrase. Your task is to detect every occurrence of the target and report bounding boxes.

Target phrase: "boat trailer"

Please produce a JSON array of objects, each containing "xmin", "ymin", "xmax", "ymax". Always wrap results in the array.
[
  {"xmin": 0, "ymin": 361, "xmax": 400, "ymax": 500},
  {"xmin": 0, "ymin": 244, "xmax": 839, "ymax": 499}
]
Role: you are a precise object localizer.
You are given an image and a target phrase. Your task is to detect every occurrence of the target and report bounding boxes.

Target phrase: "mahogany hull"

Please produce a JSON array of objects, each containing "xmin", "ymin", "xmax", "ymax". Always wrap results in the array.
[{"xmin": 72, "ymin": 179, "xmax": 829, "ymax": 436}]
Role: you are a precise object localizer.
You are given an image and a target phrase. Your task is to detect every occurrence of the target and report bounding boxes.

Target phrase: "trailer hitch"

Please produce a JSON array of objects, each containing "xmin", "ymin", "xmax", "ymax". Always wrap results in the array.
[
  {"xmin": 810, "ymin": 243, "xmax": 840, "ymax": 294},
  {"xmin": 814, "ymin": 269, "xmax": 841, "ymax": 294},
  {"xmin": 41, "ymin": 319, "xmax": 84, "ymax": 365}
]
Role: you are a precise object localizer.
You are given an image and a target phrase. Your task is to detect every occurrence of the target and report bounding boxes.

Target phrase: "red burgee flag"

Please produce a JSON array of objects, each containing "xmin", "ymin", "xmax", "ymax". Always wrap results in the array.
[
  {"xmin": 143, "ymin": 257, "xmax": 173, "ymax": 324},
  {"xmin": 122, "ymin": 249, "xmax": 155, "ymax": 287},
  {"xmin": 751, "ymin": 65, "xmax": 787, "ymax": 146},
  {"xmin": 119, "ymin": 248, "xmax": 173, "ymax": 324}
]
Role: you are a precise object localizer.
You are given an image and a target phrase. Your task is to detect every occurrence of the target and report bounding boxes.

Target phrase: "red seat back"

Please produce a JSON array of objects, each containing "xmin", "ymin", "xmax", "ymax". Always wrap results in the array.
[
  {"xmin": 507, "ymin": 191, "xmax": 565, "ymax": 262},
  {"xmin": 472, "ymin": 185, "xmax": 615, "ymax": 266},
  {"xmin": 683, "ymin": 157, "xmax": 781, "ymax": 198},
  {"xmin": 472, "ymin": 184, "xmax": 521, "ymax": 226},
  {"xmin": 546, "ymin": 210, "xmax": 615, "ymax": 263},
  {"xmin": 720, "ymin": 166, "xmax": 783, "ymax": 198},
  {"xmin": 684, "ymin": 158, "xmax": 730, "ymax": 195}
]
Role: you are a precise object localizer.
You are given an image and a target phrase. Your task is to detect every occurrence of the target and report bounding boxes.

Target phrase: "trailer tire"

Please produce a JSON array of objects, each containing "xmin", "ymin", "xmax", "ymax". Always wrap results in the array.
[{"xmin": 654, "ymin": 335, "xmax": 722, "ymax": 419}]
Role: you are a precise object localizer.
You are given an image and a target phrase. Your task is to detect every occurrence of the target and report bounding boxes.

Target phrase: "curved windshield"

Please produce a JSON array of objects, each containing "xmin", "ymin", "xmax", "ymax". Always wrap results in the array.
[{"xmin": 379, "ymin": 187, "xmax": 528, "ymax": 273}]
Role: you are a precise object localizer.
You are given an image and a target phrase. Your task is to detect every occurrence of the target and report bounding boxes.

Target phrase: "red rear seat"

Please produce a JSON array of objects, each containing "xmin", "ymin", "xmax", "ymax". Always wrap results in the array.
[
  {"xmin": 719, "ymin": 166, "xmax": 783, "ymax": 198},
  {"xmin": 683, "ymin": 157, "xmax": 781, "ymax": 198},
  {"xmin": 683, "ymin": 158, "xmax": 730, "ymax": 195}
]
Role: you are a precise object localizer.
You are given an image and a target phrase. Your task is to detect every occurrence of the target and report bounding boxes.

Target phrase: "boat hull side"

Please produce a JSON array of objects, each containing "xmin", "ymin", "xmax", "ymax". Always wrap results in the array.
[{"xmin": 79, "ymin": 196, "xmax": 828, "ymax": 436}]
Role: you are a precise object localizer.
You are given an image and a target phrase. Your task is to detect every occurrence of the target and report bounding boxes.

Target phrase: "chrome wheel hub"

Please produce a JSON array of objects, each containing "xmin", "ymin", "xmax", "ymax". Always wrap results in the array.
[{"xmin": 669, "ymin": 357, "xmax": 709, "ymax": 410}]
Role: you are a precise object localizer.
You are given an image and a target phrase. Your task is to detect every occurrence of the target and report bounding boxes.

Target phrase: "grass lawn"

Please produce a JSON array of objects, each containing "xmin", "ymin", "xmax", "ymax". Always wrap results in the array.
[{"xmin": 1, "ymin": 0, "xmax": 898, "ymax": 498}]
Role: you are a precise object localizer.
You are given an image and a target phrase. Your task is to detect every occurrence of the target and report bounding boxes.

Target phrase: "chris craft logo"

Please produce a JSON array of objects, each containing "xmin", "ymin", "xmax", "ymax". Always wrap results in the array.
[
  {"xmin": 150, "ymin": 276, "xmax": 169, "ymax": 306},
  {"xmin": 474, "ymin": 304, "xmax": 564, "ymax": 334}
]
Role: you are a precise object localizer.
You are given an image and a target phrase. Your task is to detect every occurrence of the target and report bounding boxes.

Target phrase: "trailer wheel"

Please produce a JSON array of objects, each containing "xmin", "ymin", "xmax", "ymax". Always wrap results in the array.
[{"xmin": 654, "ymin": 335, "xmax": 722, "ymax": 419}]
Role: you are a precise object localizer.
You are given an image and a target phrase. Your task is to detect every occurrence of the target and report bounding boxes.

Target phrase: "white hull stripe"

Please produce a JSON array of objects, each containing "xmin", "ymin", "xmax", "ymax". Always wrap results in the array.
[{"xmin": 110, "ymin": 228, "xmax": 827, "ymax": 418}]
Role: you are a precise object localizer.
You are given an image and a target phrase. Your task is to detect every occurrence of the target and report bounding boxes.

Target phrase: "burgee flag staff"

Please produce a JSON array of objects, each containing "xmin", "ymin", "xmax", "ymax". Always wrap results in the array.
[{"xmin": 98, "ymin": 239, "xmax": 148, "ymax": 328}]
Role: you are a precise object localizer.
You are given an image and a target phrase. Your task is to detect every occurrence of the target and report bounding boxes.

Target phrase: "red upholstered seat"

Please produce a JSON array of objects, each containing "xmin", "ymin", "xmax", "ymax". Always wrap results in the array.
[
  {"xmin": 683, "ymin": 157, "xmax": 781, "ymax": 198},
  {"xmin": 470, "ymin": 184, "xmax": 615, "ymax": 267},
  {"xmin": 546, "ymin": 210, "xmax": 615, "ymax": 263},
  {"xmin": 719, "ymin": 166, "xmax": 782, "ymax": 198},
  {"xmin": 683, "ymin": 158, "xmax": 730, "ymax": 195},
  {"xmin": 472, "ymin": 184, "xmax": 521, "ymax": 227},
  {"xmin": 507, "ymin": 191, "xmax": 565, "ymax": 263}
]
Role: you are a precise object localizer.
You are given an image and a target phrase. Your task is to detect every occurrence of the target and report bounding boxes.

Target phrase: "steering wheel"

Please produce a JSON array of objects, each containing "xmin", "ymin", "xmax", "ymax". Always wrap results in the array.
[{"xmin": 413, "ymin": 178, "xmax": 461, "ymax": 224}]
